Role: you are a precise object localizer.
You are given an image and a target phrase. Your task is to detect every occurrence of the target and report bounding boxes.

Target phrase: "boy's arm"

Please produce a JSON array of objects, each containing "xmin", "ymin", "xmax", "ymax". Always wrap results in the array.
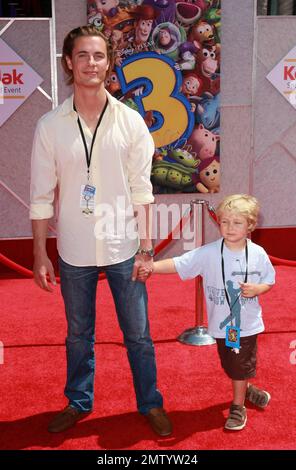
[
  {"xmin": 136, "ymin": 258, "xmax": 176, "ymax": 282},
  {"xmin": 153, "ymin": 259, "xmax": 177, "ymax": 274},
  {"xmin": 240, "ymin": 282, "xmax": 273, "ymax": 298}
]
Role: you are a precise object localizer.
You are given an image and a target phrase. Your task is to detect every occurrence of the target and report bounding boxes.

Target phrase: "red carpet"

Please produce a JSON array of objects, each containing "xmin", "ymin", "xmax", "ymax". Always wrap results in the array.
[{"xmin": 0, "ymin": 266, "xmax": 295, "ymax": 450}]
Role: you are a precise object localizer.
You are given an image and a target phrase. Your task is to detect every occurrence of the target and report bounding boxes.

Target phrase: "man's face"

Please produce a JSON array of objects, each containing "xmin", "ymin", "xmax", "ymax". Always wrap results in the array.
[{"xmin": 66, "ymin": 36, "xmax": 109, "ymax": 88}]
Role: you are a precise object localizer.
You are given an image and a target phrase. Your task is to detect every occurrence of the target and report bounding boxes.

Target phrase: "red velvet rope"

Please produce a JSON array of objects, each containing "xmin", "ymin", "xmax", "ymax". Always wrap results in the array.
[
  {"xmin": 266, "ymin": 255, "xmax": 296, "ymax": 267},
  {"xmin": 0, "ymin": 253, "xmax": 34, "ymax": 278},
  {"xmin": 0, "ymin": 253, "xmax": 107, "ymax": 282},
  {"xmin": 154, "ymin": 207, "xmax": 192, "ymax": 255},
  {"xmin": 0, "ymin": 208, "xmax": 193, "ymax": 278},
  {"xmin": 1, "ymin": 204, "xmax": 295, "ymax": 277},
  {"xmin": 0, "ymin": 208, "xmax": 192, "ymax": 278}
]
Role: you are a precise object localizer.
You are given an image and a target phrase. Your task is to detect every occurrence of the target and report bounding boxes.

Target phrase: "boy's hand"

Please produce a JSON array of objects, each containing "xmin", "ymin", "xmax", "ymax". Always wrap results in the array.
[
  {"xmin": 137, "ymin": 265, "xmax": 153, "ymax": 282},
  {"xmin": 131, "ymin": 255, "xmax": 153, "ymax": 282},
  {"xmin": 239, "ymin": 282, "xmax": 260, "ymax": 298}
]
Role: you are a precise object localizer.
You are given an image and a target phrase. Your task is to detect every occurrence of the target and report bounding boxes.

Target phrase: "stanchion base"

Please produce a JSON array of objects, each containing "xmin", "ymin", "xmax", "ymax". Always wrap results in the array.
[{"xmin": 178, "ymin": 326, "xmax": 216, "ymax": 346}]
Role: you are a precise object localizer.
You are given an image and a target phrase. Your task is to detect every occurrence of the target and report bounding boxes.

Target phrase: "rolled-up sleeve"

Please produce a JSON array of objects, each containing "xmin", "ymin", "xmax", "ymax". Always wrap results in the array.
[
  {"xmin": 30, "ymin": 119, "xmax": 57, "ymax": 220},
  {"xmin": 127, "ymin": 112, "xmax": 155, "ymax": 205}
]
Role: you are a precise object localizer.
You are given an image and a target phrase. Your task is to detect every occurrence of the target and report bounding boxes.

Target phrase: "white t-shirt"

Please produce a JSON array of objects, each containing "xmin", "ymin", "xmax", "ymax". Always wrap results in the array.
[{"xmin": 173, "ymin": 238, "xmax": 275, "ymax": 338}]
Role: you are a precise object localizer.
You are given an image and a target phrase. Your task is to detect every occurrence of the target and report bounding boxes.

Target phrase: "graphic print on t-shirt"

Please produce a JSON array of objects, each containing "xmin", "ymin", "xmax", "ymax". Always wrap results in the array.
[{"xmin": 219, "ymin": 280, "xmax": 241, "ymax": 330}]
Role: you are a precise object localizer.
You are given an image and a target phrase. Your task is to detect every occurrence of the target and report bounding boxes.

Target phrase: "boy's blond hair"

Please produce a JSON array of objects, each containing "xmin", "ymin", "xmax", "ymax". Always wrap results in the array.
[{"xmin": 216, "ymin": 194, "xmax": 260, "ymax": 232}]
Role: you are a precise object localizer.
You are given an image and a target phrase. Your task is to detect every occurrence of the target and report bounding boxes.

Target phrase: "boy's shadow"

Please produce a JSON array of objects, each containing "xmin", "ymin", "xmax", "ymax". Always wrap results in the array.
[{"xmin": 0, "ymin": 402, "xmax": 229, "ymax": 450}]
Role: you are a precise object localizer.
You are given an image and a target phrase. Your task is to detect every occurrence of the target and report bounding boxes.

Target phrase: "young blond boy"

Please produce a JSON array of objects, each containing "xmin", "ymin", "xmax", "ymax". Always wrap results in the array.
[{"xmin": 140, "ymin": 194, "xmax": 275, "ymax": 431}]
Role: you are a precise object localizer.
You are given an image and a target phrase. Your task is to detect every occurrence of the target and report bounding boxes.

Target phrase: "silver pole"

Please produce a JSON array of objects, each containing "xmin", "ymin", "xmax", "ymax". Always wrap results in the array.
[{"xmin": 178, "ymin": 200, "xmax": 216, "ymax": 346}]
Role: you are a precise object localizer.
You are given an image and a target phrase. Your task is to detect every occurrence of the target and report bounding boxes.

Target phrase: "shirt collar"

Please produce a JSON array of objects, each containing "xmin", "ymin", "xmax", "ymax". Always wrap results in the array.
[{"xmin": 61, "ymin": 89, "xmax": 120, "ymax": 117}]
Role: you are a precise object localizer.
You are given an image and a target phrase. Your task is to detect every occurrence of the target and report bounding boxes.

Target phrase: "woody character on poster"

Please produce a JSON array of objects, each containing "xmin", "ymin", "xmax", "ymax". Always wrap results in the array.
[{"xmin": 87, "ymin": 0, "xmax": 221, "ymax": 194}]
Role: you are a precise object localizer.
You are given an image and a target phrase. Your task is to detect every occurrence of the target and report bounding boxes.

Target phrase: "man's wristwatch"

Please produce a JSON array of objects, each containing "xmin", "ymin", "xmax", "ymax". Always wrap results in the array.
[{"xmin": 136, "ymin": 247, "xmax": 155, "ymax": 257}]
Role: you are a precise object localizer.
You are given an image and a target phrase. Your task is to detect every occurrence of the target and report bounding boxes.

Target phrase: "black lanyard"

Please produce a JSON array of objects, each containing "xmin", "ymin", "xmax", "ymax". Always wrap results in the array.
[
  {"xmin": 221, "ymin": 239, "xmax": 248, "ymax": 317},
  {"xmin": 73, "ymin": 98, "xmax": 108, "ymax": 180}
]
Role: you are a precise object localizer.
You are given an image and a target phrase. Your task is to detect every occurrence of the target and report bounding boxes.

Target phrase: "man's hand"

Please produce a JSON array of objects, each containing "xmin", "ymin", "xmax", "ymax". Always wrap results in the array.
[
  {"xmin": 33, "ymin": 253, "xmax": 56, "ymax": 292},
  {"xmin": 131, "ymin": 254, "xmax": 153, "ymax": 282}
]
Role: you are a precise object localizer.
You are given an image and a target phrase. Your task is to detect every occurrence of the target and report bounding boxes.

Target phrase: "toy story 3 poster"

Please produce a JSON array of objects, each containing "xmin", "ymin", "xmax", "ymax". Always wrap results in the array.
[{"xmin": 87, "ymin": 0, "xmax": 221, "ymax": 194}]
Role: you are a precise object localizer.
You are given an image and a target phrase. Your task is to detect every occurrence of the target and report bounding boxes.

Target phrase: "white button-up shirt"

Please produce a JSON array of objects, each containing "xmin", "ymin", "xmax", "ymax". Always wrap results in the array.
[{"xmin": 30, "ymin": 91, "xmax": 155, "ymax": 266}]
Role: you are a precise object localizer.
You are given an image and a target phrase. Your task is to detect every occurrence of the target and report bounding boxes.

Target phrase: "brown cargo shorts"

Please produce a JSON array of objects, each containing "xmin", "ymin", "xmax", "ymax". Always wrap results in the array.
[{"xmin": 216, "ymin": 334, "xmax": 258, "ymax": 380}]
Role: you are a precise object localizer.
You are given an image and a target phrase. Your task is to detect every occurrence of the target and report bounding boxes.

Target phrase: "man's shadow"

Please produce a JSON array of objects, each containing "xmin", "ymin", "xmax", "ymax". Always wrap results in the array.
[{"xmin": 0, "ymin": 402, "xmax": 229, "ymax": 450}]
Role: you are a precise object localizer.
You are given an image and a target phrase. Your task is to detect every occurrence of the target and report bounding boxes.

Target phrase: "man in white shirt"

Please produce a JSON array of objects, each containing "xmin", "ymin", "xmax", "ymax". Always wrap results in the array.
[{"xmin": 30, "ymin": 25, "xmax": 172, "ymax": 437}]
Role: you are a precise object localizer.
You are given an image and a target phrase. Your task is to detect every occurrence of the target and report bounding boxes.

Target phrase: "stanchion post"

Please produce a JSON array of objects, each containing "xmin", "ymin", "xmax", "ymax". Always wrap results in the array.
[
  {"xmin": 178, "ymin": 200, "xmax": 216, "ymax": 346},
  {"xmin": 195, "ymin": 275, "xmax": 204, "ymax": 326}
]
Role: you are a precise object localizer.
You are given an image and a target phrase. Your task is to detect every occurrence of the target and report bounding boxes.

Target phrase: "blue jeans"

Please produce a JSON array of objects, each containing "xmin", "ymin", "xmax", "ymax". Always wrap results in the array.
[{"xmin": 59, "ymin": 256, "xmax": 163, "ymax": 414}]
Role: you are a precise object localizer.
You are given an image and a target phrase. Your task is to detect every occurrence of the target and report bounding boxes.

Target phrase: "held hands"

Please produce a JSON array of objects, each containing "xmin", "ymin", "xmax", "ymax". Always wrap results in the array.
[
  {"xmin": 131, "ymin": 254, "xmax": 154, "ymax": 283},
  {"xmin": 137, "ymin": 264, "xmax": 154, "ymax": 282}
]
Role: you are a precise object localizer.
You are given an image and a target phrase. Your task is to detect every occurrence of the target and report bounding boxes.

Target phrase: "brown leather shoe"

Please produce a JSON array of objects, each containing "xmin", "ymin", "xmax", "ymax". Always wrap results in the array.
[
  {"xmin": 146, "ymin": 407, "xmax": 172, "ymax": 436},
  {"xmin": 48, "ymin": 405, "xmax": 92, "ymax": 433}
]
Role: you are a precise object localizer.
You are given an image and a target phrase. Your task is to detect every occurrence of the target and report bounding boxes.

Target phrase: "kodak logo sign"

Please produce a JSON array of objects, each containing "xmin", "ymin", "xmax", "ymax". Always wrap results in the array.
[
  {"xmin": 0, "ymin": 68, "xmax": 24, "ymax": 85},
  {"xmin": 284, "ymin": 65, "xmax": 296, "ymax": 81}
]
